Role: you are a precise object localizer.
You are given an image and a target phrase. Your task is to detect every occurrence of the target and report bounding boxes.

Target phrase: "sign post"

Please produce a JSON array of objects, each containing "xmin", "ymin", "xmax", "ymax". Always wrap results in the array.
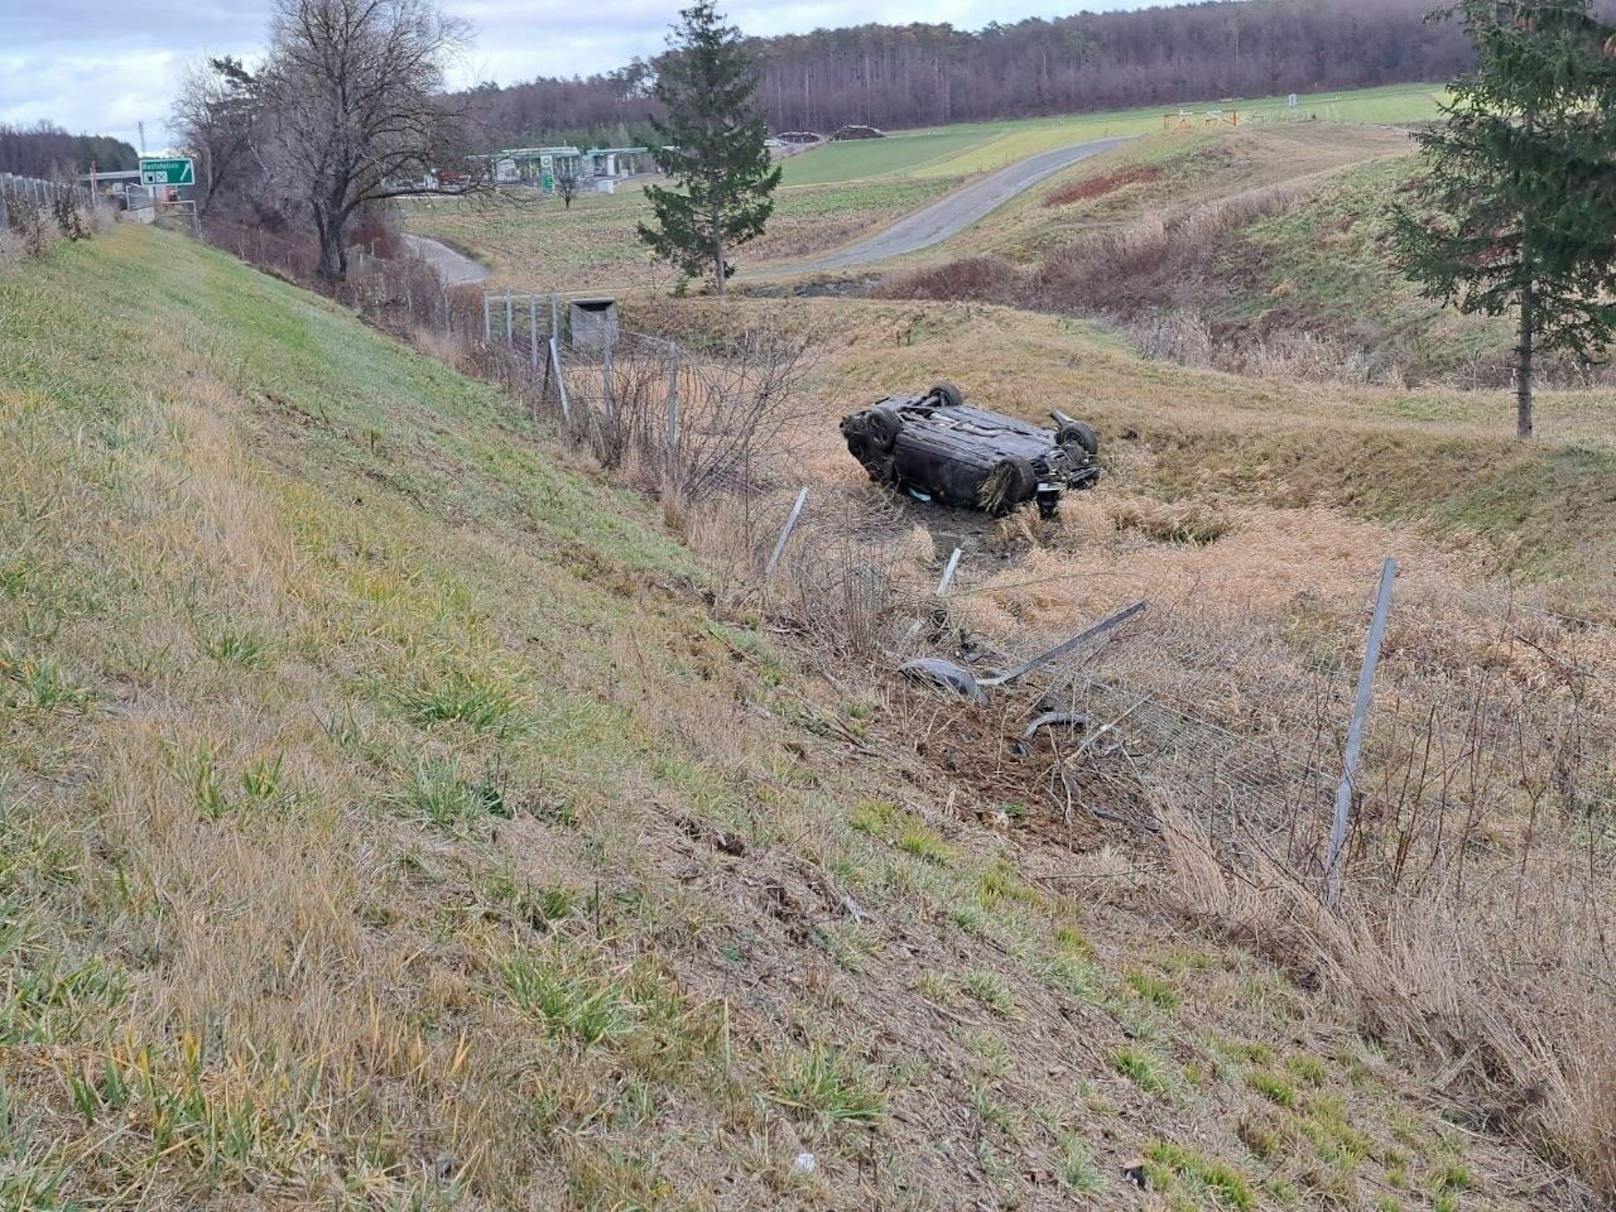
[
  {"xmin": 139, "ymin": 157, "xmax": 195, "ymax": 188},
  {"xmin": 539, "ymin": 154, "xmax": 555, "ymax": 194}
]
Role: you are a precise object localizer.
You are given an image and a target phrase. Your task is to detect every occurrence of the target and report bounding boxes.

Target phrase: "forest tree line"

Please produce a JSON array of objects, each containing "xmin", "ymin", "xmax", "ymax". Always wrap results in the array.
[
  {"xmin": 468, "ymin": 0, "xmax": 1480, "ymax": 149},
  {"xmin": 0, "ymin": 123, "xmax": 138, "ymax": 178}
]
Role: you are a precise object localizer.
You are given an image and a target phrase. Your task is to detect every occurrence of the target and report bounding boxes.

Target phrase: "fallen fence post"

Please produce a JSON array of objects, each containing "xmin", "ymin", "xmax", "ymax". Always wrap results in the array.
[
  {"xmin": 936, "ymin": 547, "xmax": 963, "ymax": 596},
  {"xmin": 1326, "ymin": 556, "xmax": 1398, "ymax": 908},
  {"xmin": 982, "ymin": 599, "xmax": 1147, "ymax": 688},
  {"xmin": 899, "ymin": 599, "xmax": 1147, "ymax": 704},
  {"xmin": 766, "ymin": 487, "xmax": 809, "ymax": 580}
]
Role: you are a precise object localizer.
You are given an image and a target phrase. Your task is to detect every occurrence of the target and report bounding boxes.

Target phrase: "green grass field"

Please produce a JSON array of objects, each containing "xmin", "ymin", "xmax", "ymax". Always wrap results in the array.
[
  {"xmin": 403, "ymin": 173, "xmax": 964, "ymax": 287},
  {"xmin": 781, "ymin": 83, "xmax": 1446, "ymax": 185},
  {"xmin": 404, "ymin": 83, "xmax": 1447, "ymax": 285}
]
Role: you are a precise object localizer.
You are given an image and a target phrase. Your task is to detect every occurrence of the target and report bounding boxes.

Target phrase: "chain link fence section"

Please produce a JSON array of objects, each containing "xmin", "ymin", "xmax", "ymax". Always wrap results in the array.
[
  {"xmin": 1, "ymin": 172, "xmax": 95, "ymax": 232},
  {"xmin": 479, "ymin": 290, "xmax": 811, "ymax": 504}
]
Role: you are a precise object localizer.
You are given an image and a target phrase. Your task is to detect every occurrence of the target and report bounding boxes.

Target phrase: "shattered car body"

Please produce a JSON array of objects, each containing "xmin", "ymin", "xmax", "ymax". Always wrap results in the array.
[{"xmin": 840, "ymin": 384, "xmax": 1100, "ymax": 517}]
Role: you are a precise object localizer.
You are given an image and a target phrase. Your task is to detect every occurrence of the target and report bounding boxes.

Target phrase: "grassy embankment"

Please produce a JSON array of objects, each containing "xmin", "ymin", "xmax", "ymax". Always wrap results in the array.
[{"xmin": 0, "ymin": 224, "xmax": 1567, "ymax": 1209}]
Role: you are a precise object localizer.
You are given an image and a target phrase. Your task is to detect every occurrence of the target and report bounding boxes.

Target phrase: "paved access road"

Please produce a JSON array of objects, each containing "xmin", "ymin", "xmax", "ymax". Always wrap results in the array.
[
  {"xmin": 401, "ymin": 233, "xmax": 490, "ymax": 286},
  {"xmin": 765, "ymin": 136, "xmax": 1132, "ymax": 276}
]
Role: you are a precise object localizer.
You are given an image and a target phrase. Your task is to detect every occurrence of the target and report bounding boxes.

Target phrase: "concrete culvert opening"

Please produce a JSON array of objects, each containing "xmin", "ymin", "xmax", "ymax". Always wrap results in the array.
[{"xmin": 569, "ymin": 297, "xmax": 620, "ymax": 351}]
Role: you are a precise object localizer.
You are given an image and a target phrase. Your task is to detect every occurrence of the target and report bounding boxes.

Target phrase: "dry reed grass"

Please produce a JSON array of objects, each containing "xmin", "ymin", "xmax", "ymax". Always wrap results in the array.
[{"xmin": 1162, "ymin": 808, "xmax": 1616, "ymax": 1200}]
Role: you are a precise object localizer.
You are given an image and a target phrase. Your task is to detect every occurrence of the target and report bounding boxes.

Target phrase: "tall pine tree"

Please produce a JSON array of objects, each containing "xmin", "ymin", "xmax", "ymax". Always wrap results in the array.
[
  {"xmin": 1392, "ymin": 0, "xmax": 1616, "ymax": 438},
  {"xmin": 638, "ymin": 2, "xmax": 781, "ymax": 295}
]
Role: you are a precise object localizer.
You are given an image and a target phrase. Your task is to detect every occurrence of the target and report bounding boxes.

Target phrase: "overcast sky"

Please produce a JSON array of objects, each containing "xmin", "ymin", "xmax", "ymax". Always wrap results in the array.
[{"xmin": 1, "ymin": 0, "xmax": 1157, "ymax": 151}]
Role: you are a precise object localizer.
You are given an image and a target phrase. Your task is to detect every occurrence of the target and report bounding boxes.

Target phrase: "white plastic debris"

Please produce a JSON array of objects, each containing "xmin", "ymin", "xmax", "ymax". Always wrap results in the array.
[{"xmin": 792, "ymin": 1152, "xmax": 817, "ymax": 1175}]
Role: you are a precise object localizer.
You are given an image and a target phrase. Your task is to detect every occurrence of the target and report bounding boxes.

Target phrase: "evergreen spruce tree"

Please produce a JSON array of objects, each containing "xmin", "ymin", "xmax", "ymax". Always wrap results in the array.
[
  {"xmin": 638, "ymin": 2, "xmax": 781, "ymax": 295},
  {"xmin": 1392, "ymin": 0, "xmax": 1616, "ymax": 438}
]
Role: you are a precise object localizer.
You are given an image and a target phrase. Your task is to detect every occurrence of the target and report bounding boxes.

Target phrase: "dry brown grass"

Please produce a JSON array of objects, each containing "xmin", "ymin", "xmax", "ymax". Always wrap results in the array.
[
  {"xmin": 619, "ymin": 283, "xmax": 1616, "ymax": 1200},
  {"xmin": 1162, "ymin": 810, "xmax": 1616, "ymax": 1199},
  {"xmin": 1043, "ymin": 164, "xmax": 1165, "ymax": 208},
  {"xmin": 14, "ymin": 215, "xmax": 1613, "ymax": 1209}
]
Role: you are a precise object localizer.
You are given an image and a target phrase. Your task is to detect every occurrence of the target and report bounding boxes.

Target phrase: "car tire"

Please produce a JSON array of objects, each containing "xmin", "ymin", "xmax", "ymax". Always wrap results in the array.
[
  {"xmin": 929, "ymin": 382, "xmax": 964, "ymax": 409},
  {"xmin": 865, "ymin": 405, "xmax": 903, "ymax": 452},
  {"xmin": 1057, "ymin": 420, "xmax": 1099, "ymax": 457}
]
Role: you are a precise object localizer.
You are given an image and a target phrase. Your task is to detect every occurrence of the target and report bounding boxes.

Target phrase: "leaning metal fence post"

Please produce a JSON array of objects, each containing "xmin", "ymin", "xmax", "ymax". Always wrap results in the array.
[
  {"xmin": 936, "ymin": 547, "xmax": 963, "ymax": 596},
  {"xmin": 664, "ymin": 345, "xmax": 680, "ymax": 481},
  {"xmin": 766, "ymin": 488, "xmax": 809, "ymax": 580},
  {"xmin": 549, "ymin": 336, "xmax": 571, "ymax": 423},
  {"xmin": 1326, "ymin": 556, "xmax": 1398, "ymax": 908}
]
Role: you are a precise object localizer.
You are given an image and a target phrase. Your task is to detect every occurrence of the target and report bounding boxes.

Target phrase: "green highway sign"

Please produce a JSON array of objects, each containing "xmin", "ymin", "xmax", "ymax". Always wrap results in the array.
[{"xmin": 139, "ymin": 157, "xmax": 195, "ymax": 187}]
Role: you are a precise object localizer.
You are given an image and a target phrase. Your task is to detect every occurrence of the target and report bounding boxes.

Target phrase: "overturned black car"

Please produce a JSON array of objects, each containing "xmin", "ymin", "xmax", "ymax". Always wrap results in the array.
[{"xmin": 840, "ymin": 384, "xmax": 1100, "ymax": 518}]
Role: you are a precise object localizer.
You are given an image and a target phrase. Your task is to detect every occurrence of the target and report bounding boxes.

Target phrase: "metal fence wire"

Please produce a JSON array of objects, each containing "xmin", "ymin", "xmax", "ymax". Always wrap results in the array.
[
  {"xmin": 0, "ymin": 172, "xmax": 94, "ymax": 232},
  {"xmin": 936, "ymin": 568, "xmax": 1616, "ymax": 903},
  {"xmin": 480, "ymin": 289, "xmax": 808, "ymax": 502}
]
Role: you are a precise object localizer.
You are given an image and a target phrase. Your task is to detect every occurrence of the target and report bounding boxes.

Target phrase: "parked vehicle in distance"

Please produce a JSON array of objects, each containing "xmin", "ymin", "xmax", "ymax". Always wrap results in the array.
[{"xmin": 840, "ymin": 384, "xmax": 1100, "ymax": 517}]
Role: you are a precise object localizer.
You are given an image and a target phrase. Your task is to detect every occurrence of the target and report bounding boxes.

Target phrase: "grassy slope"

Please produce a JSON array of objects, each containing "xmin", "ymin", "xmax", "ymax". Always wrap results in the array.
[
  {"xmin": 991, "ymin": 132, "xmax": 1507, "ymax": 381},
  {"xmin": 942, "ymin": 125, "xmax": 1416, "ymax": 265},
  {"xmin": 1212, "ymin": 155, "xmax": 1521, "ymax": 381},
  {"xmin": 701, "ymin": 293, "xmax": 1616, "ymax": 601},
  {"xmin": 0, "ymin": 226, "xmax": 1549, "ymax": 1209},
  {"xmin": 781, "ymin": 83, "xmax": 1445, "ymax": 186}
]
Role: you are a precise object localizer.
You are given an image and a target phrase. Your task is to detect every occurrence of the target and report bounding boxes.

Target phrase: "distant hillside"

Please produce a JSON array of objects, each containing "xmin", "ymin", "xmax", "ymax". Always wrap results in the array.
[
  {"xmin": 0, "ymin": 122, "xmax": 138, "ymax": 177},
  {"xmin": 470, "ymin": 0, "xmax": 1469, "ymax": 148}
]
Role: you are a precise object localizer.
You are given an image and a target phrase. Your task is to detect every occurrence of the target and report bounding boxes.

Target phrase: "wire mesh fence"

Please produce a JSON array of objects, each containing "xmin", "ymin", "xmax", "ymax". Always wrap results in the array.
[
  {"xmin": 1, "ymin": 172, "xmax": 96, "ymax": 234},
  {"xmin": 922, "ymin": 557, "xmax": 1616, "ymax": 914},
  {"xmin": 493, "ymin": 293, "xmax": 1616, "ymax": 912}
]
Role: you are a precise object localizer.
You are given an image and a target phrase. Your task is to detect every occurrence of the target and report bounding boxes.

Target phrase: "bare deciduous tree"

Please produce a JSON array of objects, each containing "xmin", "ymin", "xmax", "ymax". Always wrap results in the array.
[
  {"xmin": 170, "ymin": 57, "xmax": 263, "ymax": 218},
  {"xmin": 555, "ymin": 163, "xmax": 578, "ymax": 209},
  {"xmin": 261, "ymin": 0, "xmax": 480, "ymax": 280}
]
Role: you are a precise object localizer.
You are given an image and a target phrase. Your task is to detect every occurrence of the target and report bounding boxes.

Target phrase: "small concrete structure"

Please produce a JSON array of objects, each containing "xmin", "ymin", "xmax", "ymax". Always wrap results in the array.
[
  {"xmin": 585, "ymin": 147, "xmax": 653, "ymax": 177},
  {"xmin": 569, "ymin": 297, "xmax": 620, "ymax": 350}
]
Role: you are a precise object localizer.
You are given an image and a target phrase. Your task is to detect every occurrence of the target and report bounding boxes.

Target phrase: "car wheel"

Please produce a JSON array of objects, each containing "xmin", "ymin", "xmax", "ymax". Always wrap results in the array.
[
  {"xmin": 865, "ymin": 405, "xmax": 903, "ymax": 451},
  {"xmin": 1057, "ymin": 420, "xmax": 1099, "ymax": 457},
  {"xmin": 929, "ymin": 382, "xmax": 964, "ymax": 409}
]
